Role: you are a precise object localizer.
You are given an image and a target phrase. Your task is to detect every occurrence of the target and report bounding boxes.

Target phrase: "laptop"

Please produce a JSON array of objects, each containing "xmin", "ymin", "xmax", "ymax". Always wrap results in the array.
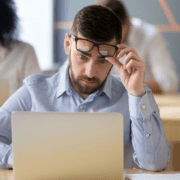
[
  {"xmin": 12, "ymin": 112, "xmax": 125, "ymax": 180},
  {"xmin": 0, "ymin": 79, "xmax": 9, "ymax": 106}
]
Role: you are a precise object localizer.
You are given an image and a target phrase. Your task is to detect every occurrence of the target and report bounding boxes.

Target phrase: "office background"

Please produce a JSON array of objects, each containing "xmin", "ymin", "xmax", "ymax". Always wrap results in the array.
[
  {"xmin": 15, "ymin": 0, "xmax": 54, "ymax": 71},
  {"xmin": 54, "ymin": 0, "xmax": 180, "ymax": 82}
]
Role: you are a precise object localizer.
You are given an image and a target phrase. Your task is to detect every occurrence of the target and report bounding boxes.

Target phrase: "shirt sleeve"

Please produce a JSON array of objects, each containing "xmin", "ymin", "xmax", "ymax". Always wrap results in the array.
[
  {"xmin": 128, "ymin": 85, "xmax": 170, "ymax": 171},
  {"xmin": 148, "ymin": 32, "xmax": 178, "ymax": 93},
  {"xmin": 0, "ymin": 85, "xmax": 32, "ymax": 169}
]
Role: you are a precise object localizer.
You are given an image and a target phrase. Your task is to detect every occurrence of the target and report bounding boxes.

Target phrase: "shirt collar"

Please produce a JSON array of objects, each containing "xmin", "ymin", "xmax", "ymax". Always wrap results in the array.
[
  {"xmin": 56, "ymin": 59, "xmax": 113, "ymax": 99},
  {"xmin": 99, "ymin": 73, "xmax": 112, "ymax": 100}
]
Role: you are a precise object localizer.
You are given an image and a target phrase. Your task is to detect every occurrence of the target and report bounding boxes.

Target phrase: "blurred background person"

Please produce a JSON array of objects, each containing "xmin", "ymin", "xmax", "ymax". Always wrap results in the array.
[
  {"xmin": 0, "ymin": 0, "xmax": 42, "ymax": 96},
  {"xmin": 95, "ymin": 0, "xmax": 178, "ymax": 94}
]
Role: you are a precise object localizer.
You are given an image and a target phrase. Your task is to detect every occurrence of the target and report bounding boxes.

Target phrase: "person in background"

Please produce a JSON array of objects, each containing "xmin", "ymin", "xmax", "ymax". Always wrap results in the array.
[
  {"xmin": 0, "ymin": 5, "xmax": 169, "ymax": 171},
  {"xmin": 95, "ymin": 0, "xmax": 178, "ymax": 94},
  {"xmin": 0, "ymin": 0, "xmax": 42, "ymax": 96}
]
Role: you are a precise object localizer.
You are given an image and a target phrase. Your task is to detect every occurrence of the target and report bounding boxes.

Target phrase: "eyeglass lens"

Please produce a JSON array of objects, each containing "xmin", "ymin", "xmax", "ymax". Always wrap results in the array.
[{"xmin": 76, "ymin": 39, "xmax": 116, "ymax": 57}]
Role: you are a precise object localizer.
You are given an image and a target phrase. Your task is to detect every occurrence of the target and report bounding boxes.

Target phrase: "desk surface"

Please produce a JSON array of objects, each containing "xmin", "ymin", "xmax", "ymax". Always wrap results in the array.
[
  {"xmin": 1, "ymin": 169, "xmax": 179, "ymax": 180},
  {"xmin": 154, "ymin": 94, "xmax": 180, "ymax": 106},
  {"xmin": 159, "ymin": 106, "xmax": 180, "ymax": 120}
]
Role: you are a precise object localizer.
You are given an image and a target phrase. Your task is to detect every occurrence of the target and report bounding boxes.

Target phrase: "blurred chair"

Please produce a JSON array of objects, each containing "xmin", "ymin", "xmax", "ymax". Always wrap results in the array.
[
  {"xmin": 160, "ymin": 106, "xmax": 180, "ymax": 171},
  {"xmin": 0, "ymin": 79, "xmax": 9, "ymax": 106},
  {"xmin": 162, "ymin": 119, "xmax": 180, "ymax": 171},
  {"xmin": 158, "ymin": 106, "xmax": 180, "ymax": 171}
]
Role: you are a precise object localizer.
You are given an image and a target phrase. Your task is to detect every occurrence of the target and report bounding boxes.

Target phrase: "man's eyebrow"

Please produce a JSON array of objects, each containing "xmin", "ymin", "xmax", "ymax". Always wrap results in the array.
[
  {"xmin": 80, "ymin": 51, "xmax": 92, "ymax": 57},
  {"xmin": 80, "ymin": 51, "xmax": 106, "ymax": 59}
]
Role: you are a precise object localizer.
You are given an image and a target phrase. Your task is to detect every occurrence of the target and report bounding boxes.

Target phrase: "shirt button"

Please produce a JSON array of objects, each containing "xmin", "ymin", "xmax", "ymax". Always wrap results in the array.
[
  {"xmin": 142, "ymin": 104, "xmax": 146, "ymax": 109},
  {"xmin": 80, "ymin": 105, "xmax": 83, "ymax": 109},
  {"xmin": 146, "ymin": 134, "xmax": 151, "ymax": 138}
]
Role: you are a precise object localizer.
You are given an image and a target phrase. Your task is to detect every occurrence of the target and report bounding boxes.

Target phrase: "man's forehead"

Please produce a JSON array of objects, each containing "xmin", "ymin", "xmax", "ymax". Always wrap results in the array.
[{"xmin": 77, "ymin": 33, "xmax": 117, "ymax": 45}]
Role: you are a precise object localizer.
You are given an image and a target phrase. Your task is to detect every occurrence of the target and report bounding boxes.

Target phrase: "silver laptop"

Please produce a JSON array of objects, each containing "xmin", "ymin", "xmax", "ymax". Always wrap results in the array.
[{"xmin": 12, "ymin": 112, "xmax": 124, "ymax": 180}]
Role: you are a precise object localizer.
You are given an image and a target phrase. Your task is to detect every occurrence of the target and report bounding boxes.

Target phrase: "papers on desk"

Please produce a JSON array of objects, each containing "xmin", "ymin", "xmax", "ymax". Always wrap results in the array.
[{"xmin": 126, "ymin": 173, "xmax": 180, "ymax": 180}]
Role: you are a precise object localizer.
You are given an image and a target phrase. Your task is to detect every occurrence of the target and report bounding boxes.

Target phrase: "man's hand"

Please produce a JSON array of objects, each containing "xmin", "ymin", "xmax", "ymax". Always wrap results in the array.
[{"xmin": 106, "ymin": 44, "xmax": 146, "ymax": 97}]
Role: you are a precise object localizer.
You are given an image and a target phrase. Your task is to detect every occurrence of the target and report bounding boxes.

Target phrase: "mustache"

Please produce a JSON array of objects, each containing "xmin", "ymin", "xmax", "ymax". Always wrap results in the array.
[{"xmin": 78, "ymin": 76, "xmax": 100, "ymax": 83}]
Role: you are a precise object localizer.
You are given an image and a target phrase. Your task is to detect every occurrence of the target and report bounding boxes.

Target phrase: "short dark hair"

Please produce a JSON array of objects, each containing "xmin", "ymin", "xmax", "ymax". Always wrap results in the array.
[
  {"xmin": 0, "ymin": 0, "xmax": 18, "ymax": 46},
  {"xmin": 70, "ymin": 5, "xmax": 122, "ymax": 44},
  {"xmin": 95, "ymin": 0, "xmax": 128, "ymax": 25}
]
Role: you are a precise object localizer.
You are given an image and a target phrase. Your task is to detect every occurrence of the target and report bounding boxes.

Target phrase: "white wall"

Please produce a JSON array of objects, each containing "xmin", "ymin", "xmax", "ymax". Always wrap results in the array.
[{"xmin": 15, "ymin": 0, "xmax": 54, "ymax": 71}]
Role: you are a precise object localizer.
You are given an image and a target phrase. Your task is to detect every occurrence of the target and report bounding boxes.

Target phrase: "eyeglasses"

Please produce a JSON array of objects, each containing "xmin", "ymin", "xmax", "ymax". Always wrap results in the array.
[{"xmin": 71, "ymin": 35, "xmax": 118, "ymax": 57}]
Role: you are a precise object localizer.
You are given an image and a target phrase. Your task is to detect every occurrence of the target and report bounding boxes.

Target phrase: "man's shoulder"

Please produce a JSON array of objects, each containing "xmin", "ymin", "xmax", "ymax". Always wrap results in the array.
[
  {"xmin": 23, "ymin": 72, "xmax": 60, "ymax": 90},
  {"xmin": 131, "ymin": 17, "xmax": 159, "ymax": 38}
]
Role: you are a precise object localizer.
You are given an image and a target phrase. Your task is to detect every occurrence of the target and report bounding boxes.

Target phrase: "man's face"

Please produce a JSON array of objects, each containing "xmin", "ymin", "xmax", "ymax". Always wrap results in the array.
[{"xmin": 66, "ymin": 33, "xmax": 117, "ymax": 98}]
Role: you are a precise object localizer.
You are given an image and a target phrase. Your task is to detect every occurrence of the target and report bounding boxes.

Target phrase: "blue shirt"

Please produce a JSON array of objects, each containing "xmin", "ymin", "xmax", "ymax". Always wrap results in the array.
[{"xmin": 0, "ymin": 62, "xmax": 169, "ymax": 170}]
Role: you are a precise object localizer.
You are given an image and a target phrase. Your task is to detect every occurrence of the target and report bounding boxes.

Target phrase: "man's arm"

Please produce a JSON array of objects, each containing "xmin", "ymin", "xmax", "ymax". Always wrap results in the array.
[
  {"xmin": 0, "ymin": 134, "xmax": 13, "ymax": 169},
  {"xmin": 129, "ymin": 85, "xmax": 169, "ymax": 171},
  {"xmin": 106, "ymin": 44, "xmax": 169, "ymax": 171},
  {"xmin": 0, "ymin": 86, "xmax": 31, "ymax": 169},
  {"xmin": 0, "ymin": 107, "xmax": 14, "ymax": 169}
]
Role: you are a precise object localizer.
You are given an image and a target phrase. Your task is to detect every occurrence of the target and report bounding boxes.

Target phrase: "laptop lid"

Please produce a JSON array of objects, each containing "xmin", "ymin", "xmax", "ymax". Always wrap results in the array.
[{"xmin": 12, "ymin": 112, "xmax": 124, "ymax": 180}]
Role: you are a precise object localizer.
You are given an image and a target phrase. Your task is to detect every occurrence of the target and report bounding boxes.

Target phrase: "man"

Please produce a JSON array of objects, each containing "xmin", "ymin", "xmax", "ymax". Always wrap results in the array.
[
  {"xmin": 95, "ymin": 0, "xmax": 178, "ymax": 94},
  {"xmin": 0, "ymin": 5, "xmax": 169, "ymax": 171}
]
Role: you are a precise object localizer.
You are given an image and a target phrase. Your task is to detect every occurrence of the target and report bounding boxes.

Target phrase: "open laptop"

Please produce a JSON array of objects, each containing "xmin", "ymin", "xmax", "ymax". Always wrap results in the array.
[
  {"xmin": 12, "ymin": 112, "xmax": 125, "ymax": 180},
  {"xmin": 0, "ymin": 79, "xmax": 9, "ymax": 106}
]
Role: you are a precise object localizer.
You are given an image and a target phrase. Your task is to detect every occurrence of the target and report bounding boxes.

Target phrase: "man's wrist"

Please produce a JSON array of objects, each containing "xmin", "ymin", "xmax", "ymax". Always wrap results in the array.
[{"xmin": 128, "ymin": 88, "xmax": 146, "ymax": 97}]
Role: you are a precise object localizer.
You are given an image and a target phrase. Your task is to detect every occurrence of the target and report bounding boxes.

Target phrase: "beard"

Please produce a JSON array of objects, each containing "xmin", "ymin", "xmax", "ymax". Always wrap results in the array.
[{"xmin": 68, "ymin": 53, "xmax": 112, "ymax": 96}]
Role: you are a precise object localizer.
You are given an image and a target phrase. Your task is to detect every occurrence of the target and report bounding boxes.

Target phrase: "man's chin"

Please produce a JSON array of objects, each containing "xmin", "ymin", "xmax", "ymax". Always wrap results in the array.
[{"xmin": 77, "ymin": 83, "xmax": 99, "ymax": 95}]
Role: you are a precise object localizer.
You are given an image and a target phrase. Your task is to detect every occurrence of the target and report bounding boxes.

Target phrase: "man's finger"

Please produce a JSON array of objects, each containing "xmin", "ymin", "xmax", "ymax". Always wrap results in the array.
[
  {"xmin": 105, "ymin": 57, "xmax": 123, "ymax": 69},
  {"xmin": 117, "ymin": 47, "xmax": 139, "ymax": 59},
  {"xmin": 117, "ymin": 44, "xmax": 127, "ymax": 49},
  {"xmin": 123, "ymin": 52, "xmax": 141, "ymax": 67},
  {"xmin": 125, "ymin": 60, "xmax": 145, "ymax": 74}
]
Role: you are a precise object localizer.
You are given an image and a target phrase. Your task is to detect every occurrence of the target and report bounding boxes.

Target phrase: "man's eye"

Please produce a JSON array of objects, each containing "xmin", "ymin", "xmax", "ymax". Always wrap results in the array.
[
  {"xmin": 98, "ymin": 59, "xmax": 108, "ymax": 64},
  {"xmin": 79, "ymin": 54, "xmax": 87, "ymax": 60}
]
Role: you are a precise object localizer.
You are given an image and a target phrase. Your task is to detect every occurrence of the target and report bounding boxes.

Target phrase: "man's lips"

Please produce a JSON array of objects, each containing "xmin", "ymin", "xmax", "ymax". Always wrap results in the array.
[{"xmin": 80, "ymin": 79, "xmax": 97, "ymax": 86}]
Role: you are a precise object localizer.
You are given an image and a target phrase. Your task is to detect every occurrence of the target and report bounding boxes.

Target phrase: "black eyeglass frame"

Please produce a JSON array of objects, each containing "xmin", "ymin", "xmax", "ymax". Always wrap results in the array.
[{"xmin": 71, "ymin": 35, "xmax": 118, "ymax": 57}]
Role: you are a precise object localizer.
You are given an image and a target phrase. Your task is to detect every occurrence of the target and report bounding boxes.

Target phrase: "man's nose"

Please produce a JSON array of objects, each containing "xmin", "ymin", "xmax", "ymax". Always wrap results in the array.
[{"xmin": 85, "ymin": 61, "xmax": 97, "ymax": 78}]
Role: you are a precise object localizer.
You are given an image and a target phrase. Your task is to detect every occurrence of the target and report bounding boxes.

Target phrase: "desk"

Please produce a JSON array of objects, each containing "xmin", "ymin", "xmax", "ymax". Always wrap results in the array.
[
  {"xmin": 160, "ymin": 106, "xmax": 180, "ymax": 120},
  {"xmin": 154, "ymin": 94, "xmax": 180, "ymax": 106},
  {"xmin": 0, "ymin": 169, "xmax": 179, "ymax": 180}
]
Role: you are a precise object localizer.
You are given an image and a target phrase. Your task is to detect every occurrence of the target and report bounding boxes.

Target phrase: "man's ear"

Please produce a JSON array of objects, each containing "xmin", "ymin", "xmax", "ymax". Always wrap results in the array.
[{"xmin": 64, "ymin": 33, "xmax": 71, "ymax": 55}]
